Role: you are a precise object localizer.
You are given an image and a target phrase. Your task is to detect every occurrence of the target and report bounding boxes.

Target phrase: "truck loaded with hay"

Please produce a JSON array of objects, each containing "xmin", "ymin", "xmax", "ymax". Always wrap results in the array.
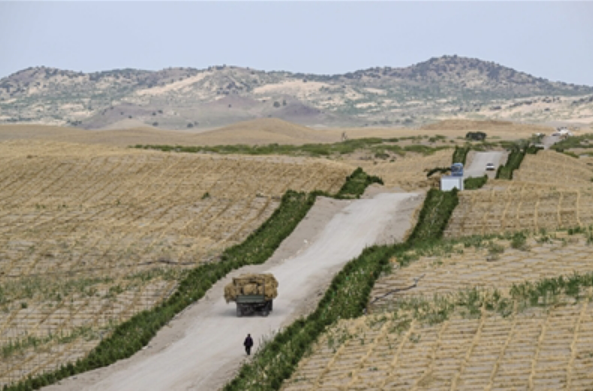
[{"xmin": 224, "ymin": 274, "xmax": 278, "ymax": 317}]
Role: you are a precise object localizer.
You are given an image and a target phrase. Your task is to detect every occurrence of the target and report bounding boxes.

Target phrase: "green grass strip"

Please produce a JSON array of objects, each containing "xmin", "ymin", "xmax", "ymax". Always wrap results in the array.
[
  {"xmin": 496, "ymin": 146, "xmax": 526, "ymax": 180},
  {"xmin": 388, "ymin": 270, "xmax": 593, "ymax": 327},
  {"xmin": 452, "ymin": 145, "xmax": 470, "ymax": 164},
  {"xmin": 132, "ymin": 140, "xmax": 450, "ymax": 159},
  {"xmin": 464, "ymin": 175, "xmax": 488, "ymax": 190},
  {"xmin": 408, "ymin": 188, "xmax": 459, "ymax": 242},
  {"xmin": 223, "ymin": 243, "xmax": 402, "ymax": 391},
  {"xmin": 3, "ymin": 168, "xmax": 380, "ymax": 391},
  {"xmin": 223, "ymin": 187, "xmax": 461, "ymax": 391},
  {"xmin": 335, "ymin": 167, "xmax": 383, "ymax": 198}
]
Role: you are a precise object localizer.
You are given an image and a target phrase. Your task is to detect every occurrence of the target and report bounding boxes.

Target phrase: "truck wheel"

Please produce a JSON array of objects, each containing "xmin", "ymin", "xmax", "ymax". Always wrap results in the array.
[
  {"xmin": 262, "ymin": 310, "xmax": 269, "ymax": 317},
  {"xmin": 236, "ymin": 306, "xmax": 243, "ymax": 317}
]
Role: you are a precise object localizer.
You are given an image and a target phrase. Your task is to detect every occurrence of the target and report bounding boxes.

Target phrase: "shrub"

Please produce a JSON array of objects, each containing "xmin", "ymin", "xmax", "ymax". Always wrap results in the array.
[
  {"xmin": 496, "ymin": 146, "xmax": 526, "ymax": 180},
  {"xmin": 452, "ymin": 146, "xmax": 469, "ymax": 164},
  {"xmin": 408, "ymin": 188, "xmax": 459, "ymax": 243},
  {"xmin": 510, "ymin": 232, "xmax": 529, "ymax": 251},
  {"xmin": 426, "ymin": 167, "xmax": 450, "ymax": 178},
  {"xmin": 335, "ymin": 168, "xmax": 383, "ymax": 199},
  {"xmin": 464, "ymin": 175, "xmax": 487, "ymax": 190},
  {"xmin": 465, "ymin": 131, "xmax": 487, "ymax": 141}
]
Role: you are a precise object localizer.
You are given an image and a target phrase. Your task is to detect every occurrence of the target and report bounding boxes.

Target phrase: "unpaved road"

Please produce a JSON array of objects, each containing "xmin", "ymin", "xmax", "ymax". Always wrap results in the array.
[
  {"xmin": 464, "ymin": 151, "xmax": 506, "ymax": 179},
  {"xmin": 46, "ymin": 192, "xmax": 422, "ymax": 391}
]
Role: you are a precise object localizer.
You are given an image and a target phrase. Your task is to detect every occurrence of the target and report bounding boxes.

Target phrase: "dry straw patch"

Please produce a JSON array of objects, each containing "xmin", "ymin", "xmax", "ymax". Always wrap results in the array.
[
  {"xmin": 284, "ymin": 233, "xmax": 593, "ymax": 391},
  {"xmin": 346, "ymin": 149, "xmax": 453, "ymax": 191},
  {"xmin": 283, "ymin": 302, "xmax": 593, "ymax": 391},
  {"xmin": 445, "ymin": 151, "xmax": 593, "ymax": 238},
  {"xmin": 0, "ymin": 140, "xmax": 350, "ymax": 386},
  {"xmin": 372, "ymin": 233, "xmax": 593, "ymax": 309}
]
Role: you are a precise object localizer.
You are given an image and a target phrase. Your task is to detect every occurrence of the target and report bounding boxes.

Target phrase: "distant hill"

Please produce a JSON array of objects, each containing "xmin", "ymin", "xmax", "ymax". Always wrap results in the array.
[{"xmin": 1, "ymin": 56, "xmax": 592, "ymax": 129}]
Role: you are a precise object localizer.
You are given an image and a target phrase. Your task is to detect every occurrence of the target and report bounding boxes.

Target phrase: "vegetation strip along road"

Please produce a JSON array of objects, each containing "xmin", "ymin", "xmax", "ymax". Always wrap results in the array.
[
  {"xmin": 3, "ymin": 168, "xmax": 380, "ymax": 391},
  {"xmin": 496, "ymin": 144, "xmax": 542, "ymax": 180},
  {"xmin": 222, "ymin": 188, "xmax": 460, "ymax": 391},
  {"xmin": 132, "ymin": 137, "xmax": 452, "ymax": 158}
]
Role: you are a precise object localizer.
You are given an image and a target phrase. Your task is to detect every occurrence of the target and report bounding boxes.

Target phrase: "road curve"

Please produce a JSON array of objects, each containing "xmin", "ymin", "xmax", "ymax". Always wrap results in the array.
[{"xmin": 45, "ymin": 192, "xmax": 420, "ymax": 391}]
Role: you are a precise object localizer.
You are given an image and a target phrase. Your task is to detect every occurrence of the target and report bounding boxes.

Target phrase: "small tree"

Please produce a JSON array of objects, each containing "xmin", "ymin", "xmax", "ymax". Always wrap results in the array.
[{"xmin": 273, "ymin": 101, "xmax": 280, "ymax": 108}]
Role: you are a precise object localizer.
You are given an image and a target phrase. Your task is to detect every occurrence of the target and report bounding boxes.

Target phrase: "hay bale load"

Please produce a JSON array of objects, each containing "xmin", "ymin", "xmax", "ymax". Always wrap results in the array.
[
  {"xmin": 224, "ymin": 273, "xmax": 278, "ymax": 302},
  {"xmin": 224, "ymin": 273, "xmax": 278, "ymax": 317}
]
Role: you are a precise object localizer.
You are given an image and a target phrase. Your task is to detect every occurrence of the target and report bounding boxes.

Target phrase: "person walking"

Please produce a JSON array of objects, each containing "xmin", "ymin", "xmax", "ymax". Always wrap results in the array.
[{"xmin": 244, "ymin": 333, "xmax": 254, "ymax": 356}]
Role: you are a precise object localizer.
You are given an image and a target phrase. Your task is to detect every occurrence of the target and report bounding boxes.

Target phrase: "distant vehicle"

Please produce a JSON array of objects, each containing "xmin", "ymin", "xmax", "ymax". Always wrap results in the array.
[{"xmin": 486, "ymin": 163, "xmax": 496, "ymax": 171}]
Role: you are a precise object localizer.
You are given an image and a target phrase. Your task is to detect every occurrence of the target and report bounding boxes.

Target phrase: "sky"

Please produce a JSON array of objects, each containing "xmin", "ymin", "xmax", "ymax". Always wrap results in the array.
[{"xmin": 1, "ymin": 1, "xmax": 592, "ymax": 85}]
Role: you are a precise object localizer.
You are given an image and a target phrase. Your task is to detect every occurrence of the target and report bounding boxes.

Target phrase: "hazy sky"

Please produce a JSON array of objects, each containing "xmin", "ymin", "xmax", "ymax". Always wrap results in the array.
[{"xmin": 1, "ymin": 2, "xmax": 592, "ymax": 85}]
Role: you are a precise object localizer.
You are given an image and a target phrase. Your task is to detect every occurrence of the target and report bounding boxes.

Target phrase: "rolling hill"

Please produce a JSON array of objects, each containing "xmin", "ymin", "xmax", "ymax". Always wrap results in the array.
[{"xmin": 1, "ymin": 55, "xmax": 592, "ymax": 129}]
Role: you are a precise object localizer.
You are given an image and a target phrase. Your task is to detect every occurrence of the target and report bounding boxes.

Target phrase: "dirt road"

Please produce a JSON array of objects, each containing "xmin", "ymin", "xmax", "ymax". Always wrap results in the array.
[
  {"xmin": 464, "ymin": 151, "xmax": 506, "ymax": 179},
  {"xmin": 46, "ymin": 192, "xmax": 422, "ymax": 391}
]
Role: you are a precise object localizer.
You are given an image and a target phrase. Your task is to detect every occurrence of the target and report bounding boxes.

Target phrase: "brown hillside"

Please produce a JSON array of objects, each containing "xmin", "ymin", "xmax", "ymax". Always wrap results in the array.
[
  {"xmin": 420, "ymin": 119, "xmax": 553, "ymax": 133},
  {"xmin": 421, "ymin": 119, "xmax": 552, "ymax": 134},
  {"xmin": 191, "ymin": 118, "xmax": 339, "ymax": 145}
]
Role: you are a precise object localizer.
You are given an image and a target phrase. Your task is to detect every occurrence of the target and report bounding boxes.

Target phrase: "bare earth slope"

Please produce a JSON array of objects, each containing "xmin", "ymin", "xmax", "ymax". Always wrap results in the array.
[{"xmin": 45, "ymin": 192, "xmax": 422, "ymax": 391}]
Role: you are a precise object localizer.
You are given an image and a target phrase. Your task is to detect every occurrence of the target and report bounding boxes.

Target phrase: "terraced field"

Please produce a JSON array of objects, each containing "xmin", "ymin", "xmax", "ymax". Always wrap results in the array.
[
  {"xmin": 445, "ymin": 151, "xmax": 593, "ymax": 237},
  {"xmin": 283, "ymin": 232, "xmax": 593, "ymax": 391},
  {"xmin": 0, "ymin": 140, "xmax": 350, "ymax": 387},
  {"xmin": 372, "ymin": 232, "xmax": 593, "ymax": 309},
  {"xmin": 350, "ymin": 149, "xmax": 453, "ymax": 191},
  {"xmin": 282, "ymin": 302, "xmax": 593, "ymax": 391}
]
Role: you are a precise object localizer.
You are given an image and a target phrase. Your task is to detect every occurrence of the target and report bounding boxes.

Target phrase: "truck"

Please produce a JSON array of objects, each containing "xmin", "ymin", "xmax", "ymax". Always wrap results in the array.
[
  {"xmin": 450, "ymin": 163, "xmax": 464, "ymax": 177},
  {"xmin": 224, "ymin": 274, "xmax": 278, "ymax": 317},
  {"xmin": 440, "ymin": 176, "xmax": 464, "ymax": 191}
]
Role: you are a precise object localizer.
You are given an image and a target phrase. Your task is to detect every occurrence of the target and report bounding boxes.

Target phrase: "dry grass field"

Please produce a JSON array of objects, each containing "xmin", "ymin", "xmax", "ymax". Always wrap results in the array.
[
  {"xmin": 445, "ymin": 151, "xmax": 593, "ymax": 237},
  {"xmin": 283, "ymin": 232, "xmax": 593, "ymax": 391},
  {"xmin": 1, "ymin": 118, "xmax": 587, "ymax": 389},
  {"xmin": 0, "ymin": 119, "xmax": 554, "ymax": 149},
  {"xmin": 0, "ymin": 140, "xmax": 350, "ymax": 386},
  {"xmin": 348, "ymin": 149, "xmax": 454, "ymax": 191}
]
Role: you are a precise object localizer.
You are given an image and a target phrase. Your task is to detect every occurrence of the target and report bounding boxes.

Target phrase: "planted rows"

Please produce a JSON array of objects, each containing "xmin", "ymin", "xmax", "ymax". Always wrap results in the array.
[
  {"xmin": 283, "ymin": 272, "xmax": 593, "ymax": 391},
  {"xmin": 222, "ymin": 188, "xmax": 461, "ymax": 390},
  {"xmin": 1, "ymin": 166, "xmax": 377, "ymax": 391}
]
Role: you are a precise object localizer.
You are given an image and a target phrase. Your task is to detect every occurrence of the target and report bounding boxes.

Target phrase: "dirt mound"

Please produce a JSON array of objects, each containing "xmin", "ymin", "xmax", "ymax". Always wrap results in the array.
[{"xmin": 224, "ymin": 273, "xmax": 278, "ymax": 302}]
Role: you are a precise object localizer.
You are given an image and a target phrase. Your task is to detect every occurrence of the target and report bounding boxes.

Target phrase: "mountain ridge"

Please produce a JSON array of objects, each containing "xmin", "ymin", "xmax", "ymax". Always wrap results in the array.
[{"xmin": 1, "ymin": 55, "xmax": 592, "ymax": 129}]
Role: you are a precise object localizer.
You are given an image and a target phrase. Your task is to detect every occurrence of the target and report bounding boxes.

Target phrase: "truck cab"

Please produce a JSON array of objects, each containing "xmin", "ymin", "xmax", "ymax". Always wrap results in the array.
[{"xmin": 451, "ymin": 163, "xmax": 464, "ymax": 177}]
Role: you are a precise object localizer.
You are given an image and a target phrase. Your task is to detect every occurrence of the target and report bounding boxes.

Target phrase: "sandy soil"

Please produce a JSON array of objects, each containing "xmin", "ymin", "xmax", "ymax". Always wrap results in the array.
[{"xmin": 44, "ymin": 192, "xmax": 422, "ymax": 391}]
